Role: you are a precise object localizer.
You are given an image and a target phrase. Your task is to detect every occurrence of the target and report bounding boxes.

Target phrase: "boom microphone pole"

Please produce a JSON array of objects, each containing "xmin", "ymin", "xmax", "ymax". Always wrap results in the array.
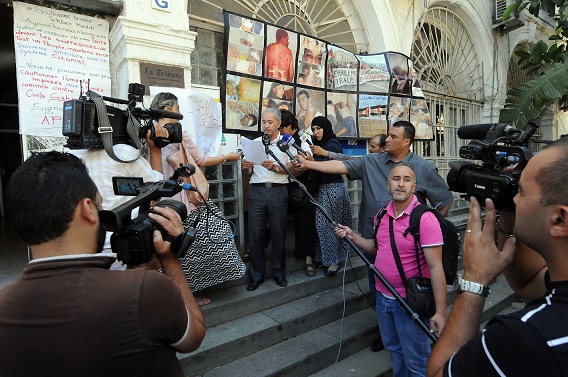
[{"xmin": 276, "ymin": 147, "xmax": 438, "ymax": 342}]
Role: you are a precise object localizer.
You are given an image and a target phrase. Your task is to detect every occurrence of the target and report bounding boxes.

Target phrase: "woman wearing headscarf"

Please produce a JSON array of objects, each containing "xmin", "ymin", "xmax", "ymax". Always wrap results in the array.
[
  {"xmin": 149, "ymin": 92, "xmax": 246, "ymax": 305},
  {"xmin": 310, "ymin": 116, "xmax": 352, "ymax": 275}
]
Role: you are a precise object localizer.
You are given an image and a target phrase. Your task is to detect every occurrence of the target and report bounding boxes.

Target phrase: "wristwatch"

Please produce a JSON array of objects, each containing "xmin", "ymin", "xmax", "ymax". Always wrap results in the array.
[
  {"xmin": 457, "ymin": 275, "xmax": 490, "ymax": 297},
  {"xmin": 274, "ymin": 165, "xmax": 280, "ymax": 173}
]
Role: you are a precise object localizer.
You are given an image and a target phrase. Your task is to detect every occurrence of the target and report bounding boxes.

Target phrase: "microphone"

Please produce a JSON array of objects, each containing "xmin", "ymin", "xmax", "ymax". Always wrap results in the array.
[
  {"xmin": 181, "ymin": 182, "xmax": 198, "ymax": 192},
  {"xmin": 456, "ymin": 124, "xmax": 495, "ymax": 140},
  {"xmin": 262, "ymin": 133, "xmax": 271, "ymax": 146},
  {"xmin": 277, "ymin": 140, "xmax": 298, "ymax": 163},
  {"xmin": 282, "ymin": 134, "xmax": 307, "ymax": 156},
  {"xmin": 148, "ymin": 108, "xmax": 184, "ymax": 120},
  {"xmin": 298, "ymin": 130, "xmax": 313, "ymax": 145}
]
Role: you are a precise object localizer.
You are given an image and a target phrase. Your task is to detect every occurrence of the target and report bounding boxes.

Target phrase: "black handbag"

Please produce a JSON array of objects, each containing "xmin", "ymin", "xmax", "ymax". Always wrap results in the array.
[
  {"xmin": 288, "ymin": 181, "xmax": 309, "ymax": 206},
  {"xmin": 389, "ymin": 217, "xmax": 436, "ymax": 318}
]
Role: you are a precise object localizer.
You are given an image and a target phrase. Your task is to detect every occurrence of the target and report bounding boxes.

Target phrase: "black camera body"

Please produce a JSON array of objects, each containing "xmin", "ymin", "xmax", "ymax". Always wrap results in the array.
[
  {"xmin": 447, "ymin": 121, "xmax": 539, "ymax": 210},
  {"xmin": 99, "ymin": 166, "xmax": 196, "ymax": 265},
  {"xmin": 62, "ymin": 83, "xmax": 183, "ymax": 151}
]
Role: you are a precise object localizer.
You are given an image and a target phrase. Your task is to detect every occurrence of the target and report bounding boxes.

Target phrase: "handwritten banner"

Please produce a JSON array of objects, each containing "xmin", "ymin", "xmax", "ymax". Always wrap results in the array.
[{"xmin": 13, "ymin": 2, "xmax": 111, "ymax": 136}]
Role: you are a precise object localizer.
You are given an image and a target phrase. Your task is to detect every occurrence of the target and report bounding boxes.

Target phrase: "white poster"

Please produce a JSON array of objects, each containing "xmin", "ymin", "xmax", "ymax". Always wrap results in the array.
[
  {"xmin": 13, "ymin": 2, "xmax": 111, "ymax": 136},
  {"xmin": 150, "ymin": 87, "xmax": 223, "ymax": 157}
]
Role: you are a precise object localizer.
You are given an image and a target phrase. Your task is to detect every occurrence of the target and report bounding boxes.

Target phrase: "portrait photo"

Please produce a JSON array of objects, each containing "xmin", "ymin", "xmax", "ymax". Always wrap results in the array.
[
  {"xmin": 387, "ymin": 53, "xmax": 411, "ymax": 95},
  {"xmin": 296, "ymin": 88, "xmax": 325, "ymax": 133},
  {"xmin": 225, "ymin": 74, "xmax": 261, "ymax": 132}
]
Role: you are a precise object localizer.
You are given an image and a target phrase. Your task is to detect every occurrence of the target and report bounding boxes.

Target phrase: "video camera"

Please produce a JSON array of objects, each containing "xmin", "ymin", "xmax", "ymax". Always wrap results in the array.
[
  {"xmin": 62, "ymin": 82, "xmax": 183, "ymax": 153},
  {"xmin": 99, "ymin": 164, "xmax": 198, "ymax": 265},
  {"xmin": 446, "ymin": 120, "xmax": 539, "ymax": 210}
]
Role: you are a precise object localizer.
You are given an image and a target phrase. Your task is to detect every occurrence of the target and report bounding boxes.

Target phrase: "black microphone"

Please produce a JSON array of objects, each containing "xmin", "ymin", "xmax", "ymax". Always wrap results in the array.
[
  {"xmin": 298, "ymin": 130, "xmax": 313, "ymax": 145},
  {"xmin": 277, "ymin": 140, "xmax": 298, "ymax": 163},
  {"xmin": 282, "ymin": 134, "xmax": 307, "ymax": 156},
  {"xmin": 456, "ymin": 124, "xmax": 495, "ymax": 140},
  {"xmin": 148, "ymin": 108, "xmax": 184, "ymax": 120},
  {"xmin": 262, "ymin": 133, "xmax": 271, "ymax": 146}
]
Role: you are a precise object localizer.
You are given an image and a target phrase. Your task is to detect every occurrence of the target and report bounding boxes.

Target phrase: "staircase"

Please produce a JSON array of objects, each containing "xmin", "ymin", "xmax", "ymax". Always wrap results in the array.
[{"xmin": 178, "ymin": 209, "xmax": 520, "ymax": 376}]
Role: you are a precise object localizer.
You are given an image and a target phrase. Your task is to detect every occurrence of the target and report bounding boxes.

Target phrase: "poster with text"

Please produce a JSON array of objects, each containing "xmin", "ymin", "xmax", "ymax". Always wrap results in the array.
[
  {"xmin": 13, "ymin": 1, "xmax": 111, "ymax": 136},
  {"xmin": 359, "ymin": 54, "xmax": 390, "ymax": 93},
  {"xmin": 327, "ymin": 46, "xmax": 358, "ymax": 91}
]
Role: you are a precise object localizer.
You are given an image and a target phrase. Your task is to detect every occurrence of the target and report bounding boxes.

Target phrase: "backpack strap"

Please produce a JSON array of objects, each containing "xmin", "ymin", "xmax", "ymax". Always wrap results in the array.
[
  {"xmin": 403, "ymin": 204, "xmax": 432, "ymax": 277},
  {"xmin": 372, "ymin": 208, "xmax": 388, "ymax": 248}
]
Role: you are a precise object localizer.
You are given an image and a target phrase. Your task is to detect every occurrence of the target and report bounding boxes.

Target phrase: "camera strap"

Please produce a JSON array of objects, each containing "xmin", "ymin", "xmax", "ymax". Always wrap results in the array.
[{"xmin": 88, "ymin": 90, "xmax": 143, "ymax": 163}]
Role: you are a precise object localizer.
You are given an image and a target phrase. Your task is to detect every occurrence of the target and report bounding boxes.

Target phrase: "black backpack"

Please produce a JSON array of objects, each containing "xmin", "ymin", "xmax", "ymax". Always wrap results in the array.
[{"xmin": 372, "ymin": 204, "xmax": 461, "ymax": 285}]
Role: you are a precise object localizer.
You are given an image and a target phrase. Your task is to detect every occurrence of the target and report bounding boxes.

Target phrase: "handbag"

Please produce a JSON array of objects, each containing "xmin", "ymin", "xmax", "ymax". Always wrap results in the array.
[
  {"xmin": 179, "ymin": 199, "xmax": 246, "ymax": 291},
  {"xmin": 288, "ymin": 181, "xmax": 309, "ymax": 206},
  {"xmin": 389, "ymin": 217, "xmax": 436, "ymax": 318}
]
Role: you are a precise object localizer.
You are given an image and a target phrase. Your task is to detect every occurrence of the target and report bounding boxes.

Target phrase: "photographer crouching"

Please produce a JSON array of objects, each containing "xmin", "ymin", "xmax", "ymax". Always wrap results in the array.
[
  {"xmin": 0, "ymin": 152, "xmax": 205, "ymax": 377},
  {"xmin": 427, "ymin": 137, "xmax": 568, "ymax": 376}
]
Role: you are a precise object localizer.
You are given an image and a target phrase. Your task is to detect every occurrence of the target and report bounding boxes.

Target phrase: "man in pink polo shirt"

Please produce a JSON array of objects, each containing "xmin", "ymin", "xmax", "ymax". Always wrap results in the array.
[{"xmin": 336, "ymin": 163, "xmax": 446, "ymax": 377}]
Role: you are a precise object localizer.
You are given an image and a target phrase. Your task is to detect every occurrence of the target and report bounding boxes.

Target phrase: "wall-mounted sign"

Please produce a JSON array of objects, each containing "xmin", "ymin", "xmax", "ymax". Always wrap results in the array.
[
  {"xmin": 139, "ymin": 63, "xmax": 184, "ymax": 94},
  {"xmin": 151, "ymin": 0, "xmax": 171, "ymax": 12}
]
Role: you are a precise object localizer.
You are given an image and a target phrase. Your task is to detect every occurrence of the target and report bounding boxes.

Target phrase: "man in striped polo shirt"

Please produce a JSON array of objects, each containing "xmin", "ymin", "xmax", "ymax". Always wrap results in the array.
[{"xmin": 428, "ymin": 138, "xmax": 568, "ymax": 376}]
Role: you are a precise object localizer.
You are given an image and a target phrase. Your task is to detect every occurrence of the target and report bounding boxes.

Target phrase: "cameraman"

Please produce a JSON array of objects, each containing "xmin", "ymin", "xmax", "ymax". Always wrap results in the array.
[
  {"xmin": 427, "ymin": 138, "xmax": 568, "ymax": 376},
  {"xmin": 0, "ymin": 152, "xmax": 205, "ymax": 377}
]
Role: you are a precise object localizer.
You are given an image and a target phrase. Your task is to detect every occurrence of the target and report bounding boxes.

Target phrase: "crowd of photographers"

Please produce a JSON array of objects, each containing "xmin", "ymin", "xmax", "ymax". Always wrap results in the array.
[{"xmin": 0, "ymin": 83, "xmax": 566, "ymax": 376}]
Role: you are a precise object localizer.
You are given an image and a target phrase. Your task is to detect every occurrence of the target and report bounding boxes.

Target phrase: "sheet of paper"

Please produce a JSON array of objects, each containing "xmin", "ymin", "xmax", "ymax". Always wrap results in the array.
[{"xmin": 240, "ymin": 136, "xmax": 268, "ymax": 165}]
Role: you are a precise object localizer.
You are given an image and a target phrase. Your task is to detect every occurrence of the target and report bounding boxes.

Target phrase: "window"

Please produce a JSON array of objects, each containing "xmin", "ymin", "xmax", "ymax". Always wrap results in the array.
[{"xmin": 190, "ymin": 26, "xmax": 224, "ymax": 86}]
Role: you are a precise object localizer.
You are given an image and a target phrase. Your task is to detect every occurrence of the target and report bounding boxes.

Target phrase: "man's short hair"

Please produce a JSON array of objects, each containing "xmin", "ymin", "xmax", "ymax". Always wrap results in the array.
[
  {"xmin": 276, "ymin": 29, "xmax": 288, "ymax": 41},
  {"xmin": 6, "ymin": 152, "xmax": 98, "ymax": 245},
  {"xmin": 540, "ymin": 137, "xmax": 568, "ymax": 206},
  {"xmin": 249, "ymin": 113, "xmax": 258, "ymax": 127},
  {"xmin": 390, "ymin": 162, "xmax": 417, "ymax": 183},
  {"xmin": 297, "ymin": 89, "xmax": 310, "ymax": 99},
  {"xmin": 392, "ymin": 121, "xmax": 416, "ymax": 142},
  {"xmin": 263, "ymin": 107, "xmax": 281, "ymax": 121},
  {"xmin": 373, "ymin": 133, "xmax": 387, "ymax": 148},
  {"xmin": 280, "ymin": 109, "xmax": 298, "ymax": 130}
]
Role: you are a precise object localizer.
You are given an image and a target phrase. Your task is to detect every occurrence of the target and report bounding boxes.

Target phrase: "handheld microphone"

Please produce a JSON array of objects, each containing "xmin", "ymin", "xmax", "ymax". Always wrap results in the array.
[
  {"xmin": 277, "ymin": 140, "xmax": 298, "ymax": 163},
  {"xmin": 282, "ymin": 134, "xmax": 307, "ymax": 156},
  {"xmin": 298, "ymin": 130, "xmax": 313, "ymax": 145}
]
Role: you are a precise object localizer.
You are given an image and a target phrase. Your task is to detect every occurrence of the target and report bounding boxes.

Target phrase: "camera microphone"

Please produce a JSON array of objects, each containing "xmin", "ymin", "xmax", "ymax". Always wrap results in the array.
[
  {"xmin": 277, "ymin": 140, "xmax": 298, "ymax": 163},
  {"xmin": 148, "ymin": 108, "xmax": 184, "ymax": 120},
  {"xmin": 282, "ymin": 134, "xmax": 307, "ymax": 156},
  {"xmin": 457, "ymin": 124, "xmax": 495, "ymax": 140},
  {"xmin": 298, "ymin": 130, "xmax": 313, "ymax": 145}
]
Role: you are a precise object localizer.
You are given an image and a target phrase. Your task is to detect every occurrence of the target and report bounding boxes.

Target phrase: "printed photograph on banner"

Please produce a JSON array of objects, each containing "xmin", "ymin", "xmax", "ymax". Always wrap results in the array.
[
  {"xmin": 262, "ymin": 81, "xmax": 295, "ymax": 114},
  {"xmin": 296, "ymin": 88, "xmax": 325, "ymax": 133},
  {"xmin": 264, "ymin": 25, "xmax": 297, "ymax": 83},
  {"xmin": 297, "ymin": 36, "xmax": 326, "ymax": 89},
  {"xmin": 359, "ymin": 54, "xmax": 390, "ymax": 93},
  {"xmin": 408, "ymin": 60, "xmax": 425, "ymax": 98},
  {"xmin": 327, "ymin": 46, "xmax": 358, "ymax": 91},
  {"xmin": 225, "ymin": 74, "xmax": 261, "ymax": 132},
  {"xmin": 358, "ymin": 94, "xmax": 388, "ymax": 138},
  {"xmin": 387, "ymin": 53, "xmax": 411, "ymax": 95},
  {"xmin": 388, "ymin": 96, "xmax": 411, "ymax": 125},
  {"xmin": 327, "ymin": 92, "xmax": 358, "ymax": 137},
  {"xmin": 227, "ymin": 15, "xmax": 264, "ymax": 77},
  {"xmin": 410, "ymin": 99, "xmax": 433, "ymax": 140}
]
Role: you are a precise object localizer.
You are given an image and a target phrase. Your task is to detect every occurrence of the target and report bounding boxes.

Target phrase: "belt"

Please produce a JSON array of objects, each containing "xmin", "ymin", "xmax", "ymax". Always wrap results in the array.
[{"xmin": 251, "ymin": 182, "xmax": 287, "ymax": 188}]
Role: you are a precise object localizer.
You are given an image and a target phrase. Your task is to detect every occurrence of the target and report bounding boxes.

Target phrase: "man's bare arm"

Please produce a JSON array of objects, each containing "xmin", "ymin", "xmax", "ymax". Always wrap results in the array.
[{"xmin": 296, "ymin": 155, "xmax": 348, "ymax": 174}]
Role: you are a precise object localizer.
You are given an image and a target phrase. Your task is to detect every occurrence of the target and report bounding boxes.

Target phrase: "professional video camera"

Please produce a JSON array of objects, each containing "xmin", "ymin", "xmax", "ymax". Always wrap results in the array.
[
  {"xmin": 99, "ymin": 164, "xmax": 198, "ymax": 265},
  {"xmin": 62, "ymin": 82, "xmax": 183, "ymax": 159},
  {"xmin": 446, "ymin": 120, "xmax": 540, "ymax": 210}
]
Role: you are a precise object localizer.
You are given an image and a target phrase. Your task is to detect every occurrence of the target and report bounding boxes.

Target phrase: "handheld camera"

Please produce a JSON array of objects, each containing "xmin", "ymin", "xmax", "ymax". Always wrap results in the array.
[
  {"xmin": 99, "ymin": 164, "xmax": 197, "ymax": 265},
  {"xmin": 447, "ymin": 120, "xmax": 539, "ymax": 210}
]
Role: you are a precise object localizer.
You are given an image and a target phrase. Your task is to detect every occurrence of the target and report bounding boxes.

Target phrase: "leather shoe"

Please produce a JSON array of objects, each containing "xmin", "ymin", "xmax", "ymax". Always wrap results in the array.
[
  {"xmin": 274, "ymin": 277, "xmax": 288, "ymax": 287},
  {"xmin": 247, "ymin": 280, "xmax": 263, "ymax": 291},
  {"xmin": 324, "ymin": 265, "xmax": 341, "ymax": 277},
  {"xmin": 370, "ymin": 336, "xmax": 383, "ymax": 352}
]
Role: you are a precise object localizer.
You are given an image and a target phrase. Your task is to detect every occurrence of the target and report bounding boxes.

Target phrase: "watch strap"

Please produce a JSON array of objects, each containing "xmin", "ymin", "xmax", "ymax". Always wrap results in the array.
[{"xmin": 458, "ymin": 275, "xmax": 490, "ymax": 297}]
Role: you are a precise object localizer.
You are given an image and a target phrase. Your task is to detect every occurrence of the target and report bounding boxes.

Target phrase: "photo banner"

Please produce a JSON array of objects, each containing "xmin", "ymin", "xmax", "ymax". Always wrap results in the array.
[
  {"xmin": 222, "ymin": 11, "xmax": 433, "ymax": 140},
  {"xmin": 13, "ymin": 2, "xmax": 111, "ymax": 137}
]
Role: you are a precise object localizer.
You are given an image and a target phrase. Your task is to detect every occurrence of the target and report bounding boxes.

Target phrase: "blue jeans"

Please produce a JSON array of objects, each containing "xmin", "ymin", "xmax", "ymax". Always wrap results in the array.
[{"xmin": 376, "ymin": 293, "xmax": 431, "ymax": 377}]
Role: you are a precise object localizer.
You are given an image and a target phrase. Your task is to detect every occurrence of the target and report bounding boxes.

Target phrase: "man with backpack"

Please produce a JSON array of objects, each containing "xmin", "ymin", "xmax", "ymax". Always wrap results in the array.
[{"xmin": 336, "ymin": 163, "xmax": 446, "ymax": 377}]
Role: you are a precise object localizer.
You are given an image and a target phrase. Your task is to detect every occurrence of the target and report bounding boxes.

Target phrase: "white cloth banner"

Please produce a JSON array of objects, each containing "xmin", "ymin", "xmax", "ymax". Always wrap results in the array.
[
  {"xmin": 13, "ymin": 2, "xmax": 111, "ymax": 136},
  {"xmin": 149, "ymin": 87, "xmax": 223, "ymax": 157}
]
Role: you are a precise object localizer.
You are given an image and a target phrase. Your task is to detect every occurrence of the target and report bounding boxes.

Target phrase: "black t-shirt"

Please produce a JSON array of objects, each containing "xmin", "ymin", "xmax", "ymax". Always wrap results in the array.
[{"xmin": 445, "ymin": 278, "xmax": 568, "ymax": 376}]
